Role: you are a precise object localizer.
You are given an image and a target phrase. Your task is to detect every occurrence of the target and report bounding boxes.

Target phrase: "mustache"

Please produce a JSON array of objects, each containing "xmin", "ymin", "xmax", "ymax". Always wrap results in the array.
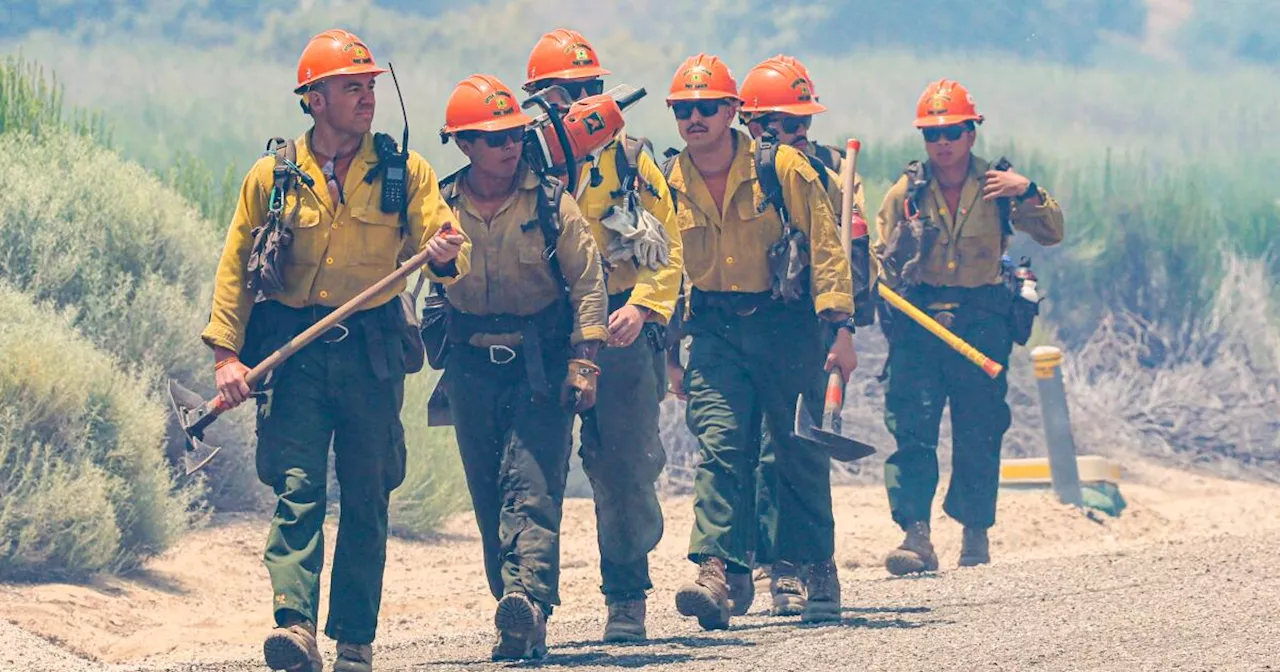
[{"xmin": 686, "ymin": 123, "xmax": 707, "ymax": 132}]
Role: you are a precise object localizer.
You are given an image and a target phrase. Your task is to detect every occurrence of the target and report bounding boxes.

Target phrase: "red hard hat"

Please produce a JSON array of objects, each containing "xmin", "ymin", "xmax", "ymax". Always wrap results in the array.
[
  {"xmin": 914, "ymin": 78, "xmax": 984, "ymax": 128},
  {"xmin": 440, "ymin": 74, "xmax": 534, "ymax": 136},
  {"xmin": 666, "ymin": 53, "xmax": 741, "ymax": 103},
  {"xmin": 294, "ymin": 29, "xmax": 388, "ymax": 94},
  {"xmin": 523, "ymin": 28, "xmax": 611, "ymax": 89}
]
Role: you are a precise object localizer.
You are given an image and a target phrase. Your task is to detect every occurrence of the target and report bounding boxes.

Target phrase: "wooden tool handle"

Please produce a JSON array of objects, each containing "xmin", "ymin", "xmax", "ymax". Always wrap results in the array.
[
  {"xmin": 821, "ymin": 370, "xmax": 844, "ymax": 431},
  {"xmin": 877, "ymin": 284, "xmax": 1005, "ymax": 379}
]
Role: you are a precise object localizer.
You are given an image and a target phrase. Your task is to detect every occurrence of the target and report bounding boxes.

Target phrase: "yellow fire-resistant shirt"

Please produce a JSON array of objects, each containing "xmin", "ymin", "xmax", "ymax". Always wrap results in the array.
[
  {"xmin": 201, "ymin": 130, "xmax": 469, "ymax": 353},
  {"xmin": 440, "ymin": 164, "xmax": 608, "ymax": 348},
  {"xmin": 665, "ymin": 129, "xmax": 854, "ymax": 316},
  {"xmin": 874, "ymin": 154, "xmax": 1065, "ymax": 288},
  {"xmin": 575, "ymin": 134, "xmax": 684, "ymax": 324}
]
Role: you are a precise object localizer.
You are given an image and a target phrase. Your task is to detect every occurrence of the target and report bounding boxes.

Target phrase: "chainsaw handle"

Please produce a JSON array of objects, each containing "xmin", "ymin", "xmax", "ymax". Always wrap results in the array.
[{"xmin": 521, "ymin": 89, "xmax": 578, "ymax": 193}]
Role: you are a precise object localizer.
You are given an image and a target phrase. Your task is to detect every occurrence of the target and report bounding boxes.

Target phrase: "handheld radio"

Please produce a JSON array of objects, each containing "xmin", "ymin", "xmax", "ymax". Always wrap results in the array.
[{"xmin": 366, "ymin": 61, "xmax": 411, "ymax": 215}]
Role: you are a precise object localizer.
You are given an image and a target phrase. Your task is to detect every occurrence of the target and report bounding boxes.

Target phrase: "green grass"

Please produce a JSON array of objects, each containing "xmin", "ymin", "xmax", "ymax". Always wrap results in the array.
[{"xmin": 389, "ymin": 363, "xmax": 471, "ymax": 539}]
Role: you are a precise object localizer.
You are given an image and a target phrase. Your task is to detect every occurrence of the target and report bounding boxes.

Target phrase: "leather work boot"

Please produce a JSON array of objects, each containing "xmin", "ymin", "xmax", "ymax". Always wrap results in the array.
[
  {"xmin": 959, "ymin": 527, "xmax": 991, "ymax": 567},
  {"xmin": 885, "ymin": 521, "xmax": 940, "ymax": 576},
  {"xmin": 769, "ymin": 560, "xmax": 806, "ymax": 616},
  {"xmin": 753, "ymin": 563, "xmax": 772, "ymax": 594},
  {"xmin": 727, "ymin": 569, "xmax": 755, "ymax": 616},
  {"xmin": 674, "ymin": 556, "xmax": 731, "ymax": 630},
  {"xmin": 333, "ymin": 643, "xmax": 372, "ymax": 672},
  {"xmin": 801, "ymin": 559, "xmax": 842, "ymax": 623},
  {"xmin": 491, "ymin": 592, "xmax": 548, "ymax": 661},
  {"xmin": 603, "ymin": 597, "xmax": 647, "ymax": 643},
  {"xmin": 263, "ymin": 620, "xmax": 323, "ymax": 672}
]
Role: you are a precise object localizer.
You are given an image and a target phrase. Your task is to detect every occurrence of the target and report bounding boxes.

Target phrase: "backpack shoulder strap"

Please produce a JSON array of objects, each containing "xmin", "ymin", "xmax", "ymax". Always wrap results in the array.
[
  {"xmin": 754, "ymin": 135, "xmax": 789, "ymax": 225},
  {"xmin": 612, "ymin": 134, "xmax": 655, "ymax": 198},
  {"xmin": 991, "ymin": 156, "xmax": 1015, "ymax": 236},
  {"xmin": 533, "ymin": 175, "xmax": 571, "ymax": 297},
  {"xmin": 903, "ymin": 160, "xmax": 929, "ymax": 215},
  {"xmin": 659, "ymin": 149, "xmax": 681, "ymax": 213},
  {"xmin": 805, "ymin": 153, "xmax": 830, "ymax": 191}
]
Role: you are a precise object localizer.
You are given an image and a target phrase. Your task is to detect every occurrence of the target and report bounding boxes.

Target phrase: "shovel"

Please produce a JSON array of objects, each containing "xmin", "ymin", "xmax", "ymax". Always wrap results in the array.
[
  {"xmin": 794, "ymin": 370, "xmax": 876, "ymax": 462},
  {"xmin": 170, "ymin": 224, "xmax": 458, "ymax": 477}
]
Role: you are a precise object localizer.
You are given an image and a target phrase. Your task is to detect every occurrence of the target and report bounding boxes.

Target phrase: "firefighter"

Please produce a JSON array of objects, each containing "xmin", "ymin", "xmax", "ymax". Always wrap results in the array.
[
  {"xmin": 435, "ymin": 73, "xmax": 608, "ymax": 661},
  {"xmin": 661, "ymin": 53, "xmax": 857, "ymax": 631},
  {"xmin": 521, "ymin": 28, "xmax": 683, "ymax": 643},
  {"xmin": 874, "ymin": 79, "xmax": 1065, "ymax": 575},
  {"xmin": 202, "ymin": 30, "xmax": 469, "ymax": 672},
  {"xmin": 731, "ymin": 54, "xmax": 872, "ymax": 617}
]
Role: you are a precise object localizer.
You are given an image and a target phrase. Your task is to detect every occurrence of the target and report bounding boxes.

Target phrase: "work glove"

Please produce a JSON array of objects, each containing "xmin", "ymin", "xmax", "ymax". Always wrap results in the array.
[
  {"xmin": 561, "ymin": 358, "xmax": 601, "ymax": 412},
  {"xmin": 600, "ymin": 192, "xmax": 670, "ymax": 271}
]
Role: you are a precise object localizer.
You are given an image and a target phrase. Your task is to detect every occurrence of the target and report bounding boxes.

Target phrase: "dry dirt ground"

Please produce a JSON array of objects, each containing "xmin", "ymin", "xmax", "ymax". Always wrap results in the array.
[{"xmin": 4, "ymin": 461, "xmax": 1280, "ymax": 672}]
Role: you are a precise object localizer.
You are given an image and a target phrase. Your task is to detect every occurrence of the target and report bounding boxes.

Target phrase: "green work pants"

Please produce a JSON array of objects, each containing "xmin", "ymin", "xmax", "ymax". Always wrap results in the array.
[
  {"xmin": 443, "ymin": 342, "xmax": 574, "ymax": 613},
  {"xmin": 883, "ymin": 305, "xmax": 1013, "ymax": 530},
  {"xmin": 683, "ymin": 303, "xmax": 834, "ymax": 571},
  {"xmin": 252, "ymin": 305, "xmax": 408, "ymax": 646},
  {"xmin": 577, "ymin": 318, "xmax": 667, "ymax": 602}
]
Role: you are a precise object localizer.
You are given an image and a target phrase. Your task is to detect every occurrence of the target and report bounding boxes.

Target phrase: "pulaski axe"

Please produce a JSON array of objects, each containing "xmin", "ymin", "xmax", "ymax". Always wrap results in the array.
[
  {"xmin": 170, "ymin": 223, "xmax": 458, "ymax": 476},
  {"xmin": 793, "ymin": 138, "xmax": 876, "ymax": 463}
]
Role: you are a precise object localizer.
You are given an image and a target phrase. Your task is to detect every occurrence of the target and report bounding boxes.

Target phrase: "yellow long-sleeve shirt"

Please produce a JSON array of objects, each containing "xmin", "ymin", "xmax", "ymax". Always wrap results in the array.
[
  {"xmin": 665, "ymin": 129, "xmax": 853, "ymax": 316},
  {"xmin": 575, "ymin": 134, "xmax": 684, "ymax": 324},
  {"xmin": 874, "ymin": 155, "xmax": 1065, "ymax": 288},
  {"xmin": 201, "ymin": 130, "xmax": 468, "ymax": 353},
  {"xmin": 441, "ymin": 165, "xmax": 608, "ymax": 348}
]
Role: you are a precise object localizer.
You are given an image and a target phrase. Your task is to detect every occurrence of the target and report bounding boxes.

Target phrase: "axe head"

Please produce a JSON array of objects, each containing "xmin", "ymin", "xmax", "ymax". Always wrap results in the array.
[
  {"xmin": 168, "ymin": 379, "xmax": 222, "ymax": 477},
  {"xmin": 793, "ymin": 394, "xmax": 876, "ymax": 462}
]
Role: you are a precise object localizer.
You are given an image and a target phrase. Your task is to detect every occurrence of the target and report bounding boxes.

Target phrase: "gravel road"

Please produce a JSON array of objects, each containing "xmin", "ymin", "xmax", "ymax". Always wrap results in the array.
[{"xmin": 9, "ymin": 529, "xmax": 1277, "ymax": 672}]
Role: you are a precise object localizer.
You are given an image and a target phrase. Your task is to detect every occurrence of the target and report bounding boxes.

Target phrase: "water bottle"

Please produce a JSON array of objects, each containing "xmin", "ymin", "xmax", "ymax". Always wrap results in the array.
[{"xmin": 1014, "ymin": 257, "xmax": 1039, "ymax": 303}]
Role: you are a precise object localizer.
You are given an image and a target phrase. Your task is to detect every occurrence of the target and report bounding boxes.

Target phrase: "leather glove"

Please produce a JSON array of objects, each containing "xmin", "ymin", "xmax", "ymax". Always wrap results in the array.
[
  {"xmin": 600, "ymin": 193, "xmax": 670, "ymax": 271},
  {"xmin": 561, "ymin": 358, "xmax": 601, "ymax": 412}
]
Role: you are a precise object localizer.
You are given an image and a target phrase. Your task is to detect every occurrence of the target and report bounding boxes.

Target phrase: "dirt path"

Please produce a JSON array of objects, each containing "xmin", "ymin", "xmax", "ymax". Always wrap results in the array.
[{"xmin": 4, "ymin": 461, "xmax": 1280, "ymax": 671}]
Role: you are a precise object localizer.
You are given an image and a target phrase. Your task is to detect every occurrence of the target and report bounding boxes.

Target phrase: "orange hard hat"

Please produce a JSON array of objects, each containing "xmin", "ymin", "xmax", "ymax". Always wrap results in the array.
[
  {"xmin": 765, "ymin": 54, "xmax": 816, "ymax": 95},
  {"xmin": 666, "ymin": 53, "xmax": 741, "ymax": 103},
  {"xmin": 739, "ymin": 58, "xmax": 826, "ymax": 117},
  {"xmin": 914, "ymin": 78, "xmax": 984, "ymax": 128},
  {"xmin": 523, "ymin": 28, "xmax": 611, "ymax": 89},
  {"xmin": 294, "ymin": 29, "xmax": 388, "ymax": 94},
  {"xmin": 440, "ymin": 74, "xmax": 534, "ymax": 137}
]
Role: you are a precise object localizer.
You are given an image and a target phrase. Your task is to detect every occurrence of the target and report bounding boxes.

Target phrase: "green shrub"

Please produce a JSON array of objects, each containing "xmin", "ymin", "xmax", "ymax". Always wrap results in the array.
[
  {"xmin": 0, "ymin": 281, "xmax": 204, "ymax": 580},
  {"xmin": 389, "ymin": 365, "xmax": 471, "ymax": 538},
  {"xmin": 0, "ymin": 128, "xmax": 265, "ymax": 512}
]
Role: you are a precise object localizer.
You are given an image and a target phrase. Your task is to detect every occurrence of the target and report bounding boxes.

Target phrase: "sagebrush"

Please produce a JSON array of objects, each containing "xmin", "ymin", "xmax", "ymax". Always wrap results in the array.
[{"xmin": 0, "ymin": 282, "xmax": 204, "ymax": 581}]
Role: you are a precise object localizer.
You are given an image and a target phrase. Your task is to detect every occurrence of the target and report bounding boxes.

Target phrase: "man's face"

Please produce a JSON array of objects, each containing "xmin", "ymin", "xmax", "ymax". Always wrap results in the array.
[
  {"xmin": 921, "ymin": 123, "xmax": 976, "ymax": 171},
  {"xmin": 458, "ymin": 127, "xmax": 526, "ymax": 181},
  {"xmin": 746, "ymin": 113, "xmax": 813, "ymax": 151},
  {"xmin": 673, "ymin": 99, "xmax": 736, "ymax": 152},
  {"xmin": 308, "ymin": 73, "xmax": 377, "ymax": 135}
]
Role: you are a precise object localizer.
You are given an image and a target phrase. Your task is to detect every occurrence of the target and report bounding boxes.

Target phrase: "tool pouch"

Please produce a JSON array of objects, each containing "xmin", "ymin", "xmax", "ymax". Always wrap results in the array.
[
  {"xmin": 1009, "ymin": 296, "xmax": 1038, "ymax": 346},
  {"xmin": 767, "ymin": 226, "xmax": 810, "ymax": 304},
  {"xmin": 395, "ymin": 289, "xmax": 427, "ymax": 375}
]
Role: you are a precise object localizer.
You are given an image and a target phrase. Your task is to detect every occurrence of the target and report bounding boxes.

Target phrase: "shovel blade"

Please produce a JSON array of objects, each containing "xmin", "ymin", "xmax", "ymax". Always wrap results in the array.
[
  {"xmin": 167, "ymin": 378, "xmax": 224, "ymax": 475},
  {"xmin": 793, "ymin": 394, "xmax": 877, "ymax": 462}
]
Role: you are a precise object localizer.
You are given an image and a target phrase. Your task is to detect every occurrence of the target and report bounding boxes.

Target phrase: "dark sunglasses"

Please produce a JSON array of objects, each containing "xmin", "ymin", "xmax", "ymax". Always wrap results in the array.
[
  {"xmin": 757, "ymin": 114, "xmax": 812, "ymax": 134},
  {"xmin": 922, "ymin": 124, "xmax": 969, "ymax": 143},
  {"xmin": 672, "ymin": 100, "xmax": 725, "ymax": 120},
  {"xmin": 458, "ymin": 128, "xmax": 525, "ymax": 148},
  {"xmin": 557, "ymin": 79, "xmax": 605, "ymax": 98}
]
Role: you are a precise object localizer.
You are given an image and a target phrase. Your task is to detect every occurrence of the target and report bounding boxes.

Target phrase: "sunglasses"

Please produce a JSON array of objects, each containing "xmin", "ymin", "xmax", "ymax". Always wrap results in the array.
[
  {"xmin": 557, "ymin": 79, "xmax": 605, "ymax": 99},
  {"xmin": 756, "ymin": 114, "xmax": 812, "ymax": 134},
  {"xmin": 672, "ymin": 100, "xmax": 725, "ymax": 120},
  {"xmin": 922, "ymin": 124, "xmax": 970, "ymax": 143},
  {"xmin": 458, "ymin": 128, "xmax": 525, "ymax": 148}
]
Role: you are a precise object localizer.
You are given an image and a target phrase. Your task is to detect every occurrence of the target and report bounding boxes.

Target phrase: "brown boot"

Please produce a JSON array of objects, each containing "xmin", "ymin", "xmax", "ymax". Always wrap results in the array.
[
  {"xmin": 752, "ymin": 563, "xmax": 772, "ymax": 595},
  {"xmin": 333, "ymin": 643, "xmax": 372, "ymax": 672},
  {"xmin": 263, "ymin": 620, "xmax": 322, "ymax": 672},
  {"xmin": 769, "ymin": 560, "xmax": 806, "ymax": 616},
  {"xmin": 959, "ymin": 527, "xmax": 990, "ymax": 567},
  {"xmin": 491, "ymin": 592, "xmax": 548, "ymax": 661},
  {"xmin": 603, "ymin": 597, "xmax": 647, "ymax": 643},
  {"xmin": 674, "ymin": 556, "xmax": 731, "ymax": 630},
  {"xmin": 727, "ymin": 569, "xmax": 755, "ymax": 616},
  {"xmin": 885, "ymin": 521, "xmax": 939, "ymax": 576},
  {"xmin": 801, "ymin": 559, "xmax": 841, "ymax": 623}
]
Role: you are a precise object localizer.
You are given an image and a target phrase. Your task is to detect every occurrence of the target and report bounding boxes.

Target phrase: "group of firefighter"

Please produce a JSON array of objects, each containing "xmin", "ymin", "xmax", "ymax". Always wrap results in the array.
[{"xmin": 201, "ymin": 26, "xmax": 1066, "ymax": 672}]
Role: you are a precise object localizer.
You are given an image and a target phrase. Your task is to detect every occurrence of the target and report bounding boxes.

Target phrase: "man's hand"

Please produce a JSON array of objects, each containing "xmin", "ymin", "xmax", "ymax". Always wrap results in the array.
[
  {"xmin": 425, "ymin": 227, "xmax": 465, "ymax": 265},
  {"xmin": 214, "ymin": 349, "xmax": 252, "ymax": 409},
  {"xmin": 825, "ymin": 328, "xmax": 858, "ymax": 384},
  {"xmin": 982, "ymin": 169, "xmax": 1032, "ymax": 201},
  {"xmin": 607, "ymin": 305, "xmax": 649, "ymax": 348}
]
